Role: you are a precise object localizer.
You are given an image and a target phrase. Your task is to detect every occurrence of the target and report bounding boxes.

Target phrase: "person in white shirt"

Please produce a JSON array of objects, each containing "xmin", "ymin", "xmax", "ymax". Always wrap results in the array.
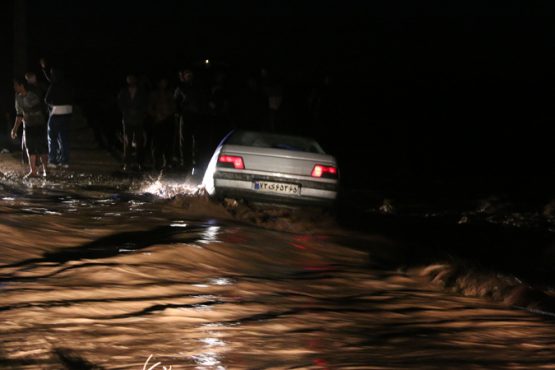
[{"xmin": 44, "ymin": 68, "xmax": 73, "ymax": 168}]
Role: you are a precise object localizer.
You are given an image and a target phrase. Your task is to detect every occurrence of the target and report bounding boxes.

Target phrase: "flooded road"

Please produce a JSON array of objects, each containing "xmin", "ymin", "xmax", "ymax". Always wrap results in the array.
[{"xmin": 1, "ymin": 175, "xmax": 555, "ymax": 369}]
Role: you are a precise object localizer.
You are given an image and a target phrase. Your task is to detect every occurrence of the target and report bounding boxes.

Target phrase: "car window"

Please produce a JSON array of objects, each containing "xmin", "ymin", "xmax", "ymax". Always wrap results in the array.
[{"xmin": 226, "ymin": 131, "xmax": 325, "ymax": 154}]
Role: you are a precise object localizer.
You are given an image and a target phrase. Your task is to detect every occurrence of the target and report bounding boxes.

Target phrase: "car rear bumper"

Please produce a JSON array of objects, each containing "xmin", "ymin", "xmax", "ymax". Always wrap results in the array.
[{"xmin": 213, "ymin": 176, "xmax": 338, "ymax": 206}]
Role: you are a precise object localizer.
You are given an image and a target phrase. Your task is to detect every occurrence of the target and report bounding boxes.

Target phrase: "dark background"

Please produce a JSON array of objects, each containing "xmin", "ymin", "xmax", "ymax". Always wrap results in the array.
[{"xmin": 2, "ymin": 1, "xmax": 555, "ymax": 193}]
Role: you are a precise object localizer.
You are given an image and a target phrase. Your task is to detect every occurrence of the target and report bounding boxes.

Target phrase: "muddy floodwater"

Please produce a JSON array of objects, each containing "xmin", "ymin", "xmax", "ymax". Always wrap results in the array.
[{"xmin": 1, "ymin": 173, "xmax": 555, "ymax": 369}]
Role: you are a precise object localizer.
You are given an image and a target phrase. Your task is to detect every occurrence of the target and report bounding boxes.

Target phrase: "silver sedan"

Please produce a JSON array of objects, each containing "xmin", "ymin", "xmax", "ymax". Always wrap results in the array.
[{"xmin": 202, "ymin": 130, "xmax": 339, "ymax": 206}]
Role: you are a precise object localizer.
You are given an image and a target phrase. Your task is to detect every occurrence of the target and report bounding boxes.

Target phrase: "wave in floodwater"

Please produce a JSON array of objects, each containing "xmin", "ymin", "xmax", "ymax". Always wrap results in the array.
[
  {"xmin": 2, "ymin": 219, "xmax": 555, "ymax": 369},
  {"xmin": 138, "ymin": 177, "xmax": 342, "ymax": 235},
  {"xmin": 1, "ymin": 177, "xmax": 555, "ymax": 368}
]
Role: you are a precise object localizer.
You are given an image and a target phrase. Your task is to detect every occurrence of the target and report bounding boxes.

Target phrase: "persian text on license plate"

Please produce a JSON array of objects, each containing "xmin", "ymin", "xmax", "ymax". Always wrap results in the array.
[{"xmin": 253, "ymin": 181, "xmax": 300, "ymax": 195}]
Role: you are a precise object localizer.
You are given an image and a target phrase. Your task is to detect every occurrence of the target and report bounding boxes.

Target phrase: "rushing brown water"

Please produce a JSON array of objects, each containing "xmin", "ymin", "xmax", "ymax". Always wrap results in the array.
[{"xmin": 1, "ymin": 176, "xmax": 555, "ymax": 369}]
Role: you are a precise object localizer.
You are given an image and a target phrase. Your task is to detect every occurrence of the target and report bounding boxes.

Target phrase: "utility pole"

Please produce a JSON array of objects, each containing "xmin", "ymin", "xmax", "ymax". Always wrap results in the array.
[{"xmin": 13, "ymin": 0, "xmax": 27, "ymax": 78}]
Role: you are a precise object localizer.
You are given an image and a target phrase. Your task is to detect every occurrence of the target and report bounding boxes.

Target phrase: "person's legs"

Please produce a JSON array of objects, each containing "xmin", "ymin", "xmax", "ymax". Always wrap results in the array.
[
  {"xmin": 151, "ymin": 124, "xmax": 162, "ymax": 170},
  {"xmin": 26, "ymin": 154, "xmax": 37, "ymax": 178},
  {"xmin": 162, "ymin": 118, "xmax": 173, "ymax": 168},
  {"xmin": 39, "ymin": 125, "xmax": 49, "ymax": 176},
  {"xmin": 47, "ymin": 116, "xmax": 60, "ymax": 165},
  {"xmin": 180, "ymin": 112, "xmax": 195, "ymax": 169},
  {"xmin": 122, "ymin": 121, "xmax": 130, "ymax": 170},
  {"xmin": 24, "ymin": 126, "xmax": 44, "ymax": 177},
  {"xmin": 178, "ymin": 115, "xmax": 185, "ymax": 167},
  {"xmin": 20, "ymin": 130, "xmax": 27, "ymax": 164},
  {"xmin": 58, "ymin": 114, "xmax": 71, "ymax": 165},
  {"xmin": 133, "ymin": 125, "xmax": 145, "ymax": 169},
  {"xmin": 39, "ymin": 154, "xmax": 48, "ymax": 176}
]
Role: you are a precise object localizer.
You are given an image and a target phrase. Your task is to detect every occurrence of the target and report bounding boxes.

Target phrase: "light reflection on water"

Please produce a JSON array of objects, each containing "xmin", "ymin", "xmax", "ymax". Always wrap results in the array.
[
  {"xmin": 209, "ymin": 278, "xmax": 232, "ymax": 286},
  {"xmin": 199, "ymin": 226, "xmax": 221, "ymax": 245},
  {"xmin": 1, "ymin": 184, "xmax": 555, "ymax": 369},
  {"xmin": 192, "ymin": 353, "xmax": 225, "ymax": 369}
]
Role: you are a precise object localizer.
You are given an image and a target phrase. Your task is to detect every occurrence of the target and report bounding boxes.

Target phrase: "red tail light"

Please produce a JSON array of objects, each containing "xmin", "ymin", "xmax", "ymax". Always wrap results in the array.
[
  {"xmin": 311, "ymin": 164, "xmax": 338, "ymax": 179},
  {"xmin": 218, "ymin": 155, "xmax": 245, "ymax": 169}
]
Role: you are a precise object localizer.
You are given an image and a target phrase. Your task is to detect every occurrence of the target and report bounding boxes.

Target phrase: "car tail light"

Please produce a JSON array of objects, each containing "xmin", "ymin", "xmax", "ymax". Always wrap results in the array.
[
  {"xmin": 218, "ymin": 155, "xmax": 245, "ymax": 169},
  {"xmin": 311, "ymin": 164, "xmax": 338, "ymax": 179}
]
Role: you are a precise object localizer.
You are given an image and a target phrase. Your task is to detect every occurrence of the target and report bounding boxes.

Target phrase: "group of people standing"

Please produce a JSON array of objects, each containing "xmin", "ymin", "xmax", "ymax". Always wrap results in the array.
[
  {"xmin": 10, "ymin": 59, "xmax": 335, "ymax": 177},
  {"xmin": 114, "ymin": 65, "xmax": 291, "ymax": 173},
  {"xmin": 116, "ymin": 68, "xmax": 215, "ymax": 172},
  {"xmin": 11, "ymin": 58, "xmax": 73, "ymax": 178}
]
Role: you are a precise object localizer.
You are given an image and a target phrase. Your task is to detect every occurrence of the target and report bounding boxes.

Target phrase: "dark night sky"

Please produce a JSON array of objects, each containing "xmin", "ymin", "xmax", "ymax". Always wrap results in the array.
[{"xmin": 3, "ymin": 1, "xmax": 555, "ymax": 189}]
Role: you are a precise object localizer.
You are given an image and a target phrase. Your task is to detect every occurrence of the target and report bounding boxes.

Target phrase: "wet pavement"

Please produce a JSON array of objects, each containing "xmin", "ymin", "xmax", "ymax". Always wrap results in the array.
[{"xmin": 1, "ymin": 149, "xmax": 555, "ymax": 369}]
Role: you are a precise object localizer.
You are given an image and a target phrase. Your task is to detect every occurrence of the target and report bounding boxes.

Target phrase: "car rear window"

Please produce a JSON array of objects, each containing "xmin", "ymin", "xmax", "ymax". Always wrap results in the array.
[{"xmin": 226, "ymin": 131, "xmax": 325, "ymax": 154}]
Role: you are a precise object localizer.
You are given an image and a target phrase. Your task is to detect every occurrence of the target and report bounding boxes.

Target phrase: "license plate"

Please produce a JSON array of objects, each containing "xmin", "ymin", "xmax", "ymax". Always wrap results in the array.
[{"xmin": 253, "ymin": 181, "xmax": 300, "ymax": 195}]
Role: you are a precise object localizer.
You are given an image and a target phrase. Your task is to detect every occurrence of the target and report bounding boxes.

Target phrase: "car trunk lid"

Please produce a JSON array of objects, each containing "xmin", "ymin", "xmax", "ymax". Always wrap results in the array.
[{"xmin": 221, "ymin": 145, "xmax": 337, "ymax": 177}]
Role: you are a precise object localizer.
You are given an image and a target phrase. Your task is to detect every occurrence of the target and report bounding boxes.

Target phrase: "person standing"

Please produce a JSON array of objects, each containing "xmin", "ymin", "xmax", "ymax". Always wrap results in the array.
[
  {"xmin": 10, "ymin": 78, "xmax": 49, "ymax": 178},
  {"xmin": 17, "ymin": 71, "xmax": 48, "ymax": 164},
  {"xmin": 21, "ymin": 71, "xmax": 49, "ymax": 164},
  {"xmin": 25, "ymin": 71, "xmax": 48, "ymax": 102},
  {"xmin": 148, "ymin": 77, "xmax": 176, "ymax": 171},
  {"xmin": 40, "ymin": 57, "xmax": 50, "ymax": 82},
  {"xmin": 44, "ymin": 68, "xmax": 73, "ymax": 168},
  {"xmin": 173, "ymin": 68, "xmax": 200, "ymax": 169},
  {"xmin": 117, "ymin": 74, "xmax": 148, "ymax": 171}
]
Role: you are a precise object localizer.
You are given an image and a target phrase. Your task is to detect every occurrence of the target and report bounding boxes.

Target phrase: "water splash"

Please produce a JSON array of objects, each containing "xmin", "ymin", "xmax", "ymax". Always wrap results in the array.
[{"xmin": 141, "ymin": 177, "xmax": 204, "ymax": 199}]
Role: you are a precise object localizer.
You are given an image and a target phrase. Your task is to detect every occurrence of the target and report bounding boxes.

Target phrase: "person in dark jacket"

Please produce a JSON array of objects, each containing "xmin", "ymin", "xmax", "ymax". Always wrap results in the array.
[
  {"xmin": 25, "ymin": 72, "xmax": 48, "ymax": 102},
  {"xmin": 148, "ymin": 77, "xmax": 176, "ymax": 170},
  {"xmin": 44, "ymin": 68, "xmax": 73, "ymax": 168},
  {"xmin": 117, "ymin": 74, "xmax": 149, "ymax": 171}
]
